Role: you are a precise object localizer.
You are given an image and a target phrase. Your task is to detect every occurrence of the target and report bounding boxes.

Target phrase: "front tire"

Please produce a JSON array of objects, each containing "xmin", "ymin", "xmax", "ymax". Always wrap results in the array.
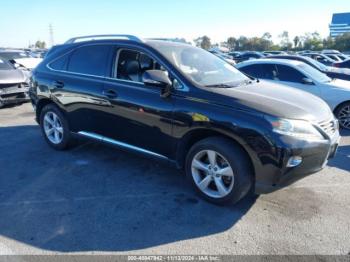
[
  {"xmin": 40, "ymin": 104, "xmax": 72, "ymax": 150},
  {"xmin": 335, "ymin": 102, "xmax": 350, "ymax": 130},
  {"xmin": 185, "ymin": 137, "xmax": 253, "ymax": 205}
]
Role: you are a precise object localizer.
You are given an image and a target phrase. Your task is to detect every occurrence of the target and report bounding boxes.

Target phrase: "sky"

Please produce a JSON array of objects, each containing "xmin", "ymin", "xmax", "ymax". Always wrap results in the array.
[{"xmin": 0, "ymin": 0, "xmax": 349, "ymax": 48}]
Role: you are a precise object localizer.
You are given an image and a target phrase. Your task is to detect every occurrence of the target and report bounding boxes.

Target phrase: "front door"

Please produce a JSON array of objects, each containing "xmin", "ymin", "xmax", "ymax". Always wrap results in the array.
[{"xmin": 100, "ymin": 48, "xmax": 176, "ymax": 158}]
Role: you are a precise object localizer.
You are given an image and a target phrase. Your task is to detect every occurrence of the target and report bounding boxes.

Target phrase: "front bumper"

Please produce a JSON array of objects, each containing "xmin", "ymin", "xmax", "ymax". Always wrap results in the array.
[
  {"xmin": 0, "ymin": 84, "xmax": 30, "ymax": 106},
  {"xmin": 255, "ymin": 131, "xmax": 340, "ymax": 194}
]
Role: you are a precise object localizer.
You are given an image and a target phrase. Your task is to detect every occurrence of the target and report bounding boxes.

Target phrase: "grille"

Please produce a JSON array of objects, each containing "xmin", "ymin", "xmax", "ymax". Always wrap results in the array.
[
  {"xmin": 318, "ymin": 118, "xmax": 337, "ymax": 137},
  {"xmin": 0, "ymin": 84, "xmax": 18, "ymax": 89}
]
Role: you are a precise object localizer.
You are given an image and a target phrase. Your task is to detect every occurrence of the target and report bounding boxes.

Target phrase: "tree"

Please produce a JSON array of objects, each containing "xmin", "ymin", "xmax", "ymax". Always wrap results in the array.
[
  {"xmin": 262, "ymin": 32, "xmax": 272, "ymax": 40},
  {"xmin": 333, "ymin": 33, "xmax": 350, "ymax": 51},
  {"xmin": 193, "ymin": 36, "xmax": 211, "ymax": 50},
  {"xmin": 226, "ymin": 37, "xmax": 237, "ymax": 50},
  {"xmin": 35, "ymin": 40, "xmax": 46, "ymax": 49},
  {"xmin": 303, "ymin": 32, "xmax": 323, "ymax": 51},
  {"xmin": 279, "ymin": 31, "xmax": 292, "ymax": 50}
]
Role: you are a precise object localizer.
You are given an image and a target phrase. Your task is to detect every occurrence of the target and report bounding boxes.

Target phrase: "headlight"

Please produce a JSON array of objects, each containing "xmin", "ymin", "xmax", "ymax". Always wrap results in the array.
[{"xmin": 266, "ymin": 116, "xmax": 324, "ymax": 140}]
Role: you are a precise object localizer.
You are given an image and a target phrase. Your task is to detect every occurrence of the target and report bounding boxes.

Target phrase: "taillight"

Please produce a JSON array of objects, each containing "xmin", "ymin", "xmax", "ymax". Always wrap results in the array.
[{"xmin": 333, "ymin": 63, "xmax": 340, "ymax": 68}]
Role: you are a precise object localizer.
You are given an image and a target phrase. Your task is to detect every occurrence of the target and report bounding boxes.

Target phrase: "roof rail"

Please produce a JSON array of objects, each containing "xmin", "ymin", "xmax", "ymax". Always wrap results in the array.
[
  {"xmin": 65, "ymin": 34, "xmax": 142, "ymax": 44},
  {"xmin": 147, "ymin": 38, "xmax": 189, "ymax": 44}
]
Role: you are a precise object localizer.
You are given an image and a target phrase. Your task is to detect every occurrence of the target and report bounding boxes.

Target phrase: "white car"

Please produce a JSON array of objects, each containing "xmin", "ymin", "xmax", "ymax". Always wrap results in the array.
[{"xmin": 236, "ymin": 59, "xmax": 350, "ymax": 129}]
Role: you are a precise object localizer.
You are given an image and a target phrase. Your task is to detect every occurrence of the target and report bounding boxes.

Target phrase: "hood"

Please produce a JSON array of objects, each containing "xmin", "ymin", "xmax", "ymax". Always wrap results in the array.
[
  {"xmin": 208, "ymin": 80, "xmax": 332, "ymax": 122},
  {"xmin": 0, "ymin": 69, "xmax": 27, "ymax": 84},
  {"xmin": 326, "ymin": 79, "xmax": 350, "ymax": 90},
  {"xmin": 326, "ymin": 66, "xmax": 350, "ymax": 75},
  {"xmin": 13, "ymin": 58, "xmax": 42, "ymax": 70}
]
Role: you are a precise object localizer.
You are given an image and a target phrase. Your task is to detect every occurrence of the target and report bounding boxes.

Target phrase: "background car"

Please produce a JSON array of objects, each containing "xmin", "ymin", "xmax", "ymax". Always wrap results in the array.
[
  {"xmin": 263, "ymin": 51, "xmax": 287, "ymax": 56},
  {"xmin": 266, "ymin": 54, "xmax": 350, "ymax": 81},
  {"xmin": 302, "ymin": 53, "xmax": 336, "ymax": 66},
  {"xmin": 211, "ymin": 52, "xmax": 236, "ymax": 66},
  {"xmin": 236, "ymin": 59, "xmax": 350, "ymax": 129},
  {"xmin": 0, "ymin": 58, "xmax": 30, "ymax": 108},
  {"xmin": 333, "ymin": 58, "xmax": 350, "ymax": 69},
  {"xmin": 233, "ymin": 51, "xmax": 266, "ymax": 63},
  {"xmin": 0, "ymin": 49, "xmax": 42, "ymax": 71}
]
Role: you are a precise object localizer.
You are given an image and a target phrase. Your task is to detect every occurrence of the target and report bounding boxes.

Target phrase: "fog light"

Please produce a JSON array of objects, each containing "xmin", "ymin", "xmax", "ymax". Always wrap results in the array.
[{"xmin": 287, "ymin": 156, "xmax": 302, "ymax": 167}]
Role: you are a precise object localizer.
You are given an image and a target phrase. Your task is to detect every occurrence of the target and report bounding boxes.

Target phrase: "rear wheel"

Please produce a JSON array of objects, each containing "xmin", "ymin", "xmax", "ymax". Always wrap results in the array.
[
  {"xmin": 40, "ymin": 104, "xmax": 72, "ymax": 150},
  {"xmin": 185, "ymin": 137, "xmax": 253, "ymax": 205},
  {"xmin": 335, "ymin": 102, "xmax": 350, "ymax": 130}
]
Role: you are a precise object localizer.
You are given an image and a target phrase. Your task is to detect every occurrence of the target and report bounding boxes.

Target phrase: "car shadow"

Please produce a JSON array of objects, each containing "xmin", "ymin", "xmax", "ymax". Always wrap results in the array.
[
  {"xmin": 327, "ymin": 129, "xmax": 350, "ymax": 172},
  {"xmin": 0, "ymin": 125, "xmax": 257, "ymax": 252}
]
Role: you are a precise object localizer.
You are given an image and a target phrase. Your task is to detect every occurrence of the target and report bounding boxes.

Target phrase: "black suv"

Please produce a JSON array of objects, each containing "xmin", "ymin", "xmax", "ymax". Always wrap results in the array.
[{"xmin": 30, "ymin": 35, "xmax": 340, "ymax": 204}]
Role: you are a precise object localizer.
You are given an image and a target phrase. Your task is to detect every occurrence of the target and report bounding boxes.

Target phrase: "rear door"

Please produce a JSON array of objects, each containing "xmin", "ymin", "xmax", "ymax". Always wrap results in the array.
[{"xmin": 48, "ymin": 44, "xmax": 113, "ymax": 134}]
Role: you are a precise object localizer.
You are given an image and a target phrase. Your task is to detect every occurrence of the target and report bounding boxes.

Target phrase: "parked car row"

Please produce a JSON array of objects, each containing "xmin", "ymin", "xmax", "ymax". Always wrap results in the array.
[
  {"xmin": 0, "ymin": 49, "xmax": 43, "ymax": 108},
  {"xmin": 29, "ymin": 35, "xmax": 340, "ymax": 205},
  {"xmin": 236, "ymin": 58, "xmax": 350, "ymax": 129},
  {"xmin": 213, "ymin": 49, "xmax": 350, "ymax": 68}
]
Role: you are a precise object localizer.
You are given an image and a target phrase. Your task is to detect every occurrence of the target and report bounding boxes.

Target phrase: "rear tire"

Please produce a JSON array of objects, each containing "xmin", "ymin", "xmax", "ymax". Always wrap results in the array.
[
  {"xmin": 185, "ymin": 137, "xmax": 253, "ymax": 205},
  {"xmin": 39, "ymin": 104, "xmax": 72, "ymax": 150},
  {"xmin": 335, "ymin": 102, "xmax": 350, "ymax": 130}
]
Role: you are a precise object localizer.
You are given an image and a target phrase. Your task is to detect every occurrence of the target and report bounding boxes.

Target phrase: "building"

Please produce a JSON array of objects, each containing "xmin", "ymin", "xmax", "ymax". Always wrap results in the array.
[{"xmin": 329, "ymin": 12, "xmax": 350, "ymax": 38}]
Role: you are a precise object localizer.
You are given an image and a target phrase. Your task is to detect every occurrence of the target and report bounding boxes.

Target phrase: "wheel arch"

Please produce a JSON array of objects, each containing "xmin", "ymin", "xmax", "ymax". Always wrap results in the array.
[
  {"xmin": 175, "ymin": 128, "xmax": 256, "ymax": 180},
  {"xmin": 35, "ymin": 98, "xmax": 65, "ymax": 124},
  {"xmin": 334, "ymin": 100, "xmax": 350, "ymax": 115}
]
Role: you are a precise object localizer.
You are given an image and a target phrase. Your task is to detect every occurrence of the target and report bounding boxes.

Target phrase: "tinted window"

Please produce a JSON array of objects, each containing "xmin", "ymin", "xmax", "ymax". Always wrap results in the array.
[
  {"xmin": 240, "ymin": 64, "xmax": 276, "ymax": 80},
  {"xmin": 67, "ymin": 45, "xmax": 111, "ymax": 76},
  {"xmin": 275, "ymin": 65, "xmax": 305, "ymax": 82},
  {"xmin": 50, "ymin": 54, "xmax": 69, "ymax": 70},
  {"xmin": 115, "ymin": 49, "xmax": 160, "ymax": 83}
]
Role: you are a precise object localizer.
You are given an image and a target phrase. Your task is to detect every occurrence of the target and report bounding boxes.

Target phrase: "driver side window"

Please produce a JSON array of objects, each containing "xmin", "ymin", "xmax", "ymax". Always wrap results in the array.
[
  {"xmin": 115, "ymin": 49, "xmax": 162, "ymax": 83},
  {"xmin": 114, "ymin": 49, "xmax": 183, "ymax": 90},
  {"xmin": 275, "ymin": 65, "xmax": 305, "ymax": 83}
]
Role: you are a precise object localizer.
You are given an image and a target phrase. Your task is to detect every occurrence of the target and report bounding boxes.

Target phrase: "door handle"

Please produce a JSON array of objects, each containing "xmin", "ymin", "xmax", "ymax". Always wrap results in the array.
[
  {"xmin": 102, "ymin": 89, "xmax": 118, "ymax": 98},
  {"xmin": 52, "ymin": 81, "xmax": 64, "ymax": 88}
]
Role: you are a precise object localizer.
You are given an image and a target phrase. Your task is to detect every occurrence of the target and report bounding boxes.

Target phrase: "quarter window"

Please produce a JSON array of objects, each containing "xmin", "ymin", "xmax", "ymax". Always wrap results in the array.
[
  {"xmin": 67, "ymin": 45, "xmax": 111, "ymax": 76},
  {"xmin": 50, "ymin": 54, "xmax": 69, "ymax": 70}
]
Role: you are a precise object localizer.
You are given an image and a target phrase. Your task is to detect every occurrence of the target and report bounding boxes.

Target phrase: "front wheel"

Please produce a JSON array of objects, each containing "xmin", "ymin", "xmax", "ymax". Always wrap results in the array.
[
  {"xmin": 185, "ymin": 137, "xmax": 253, "ymax": 205},
  {"xmin": 335, "ymin": 102, "xmax": 350, "ymax": 130}
]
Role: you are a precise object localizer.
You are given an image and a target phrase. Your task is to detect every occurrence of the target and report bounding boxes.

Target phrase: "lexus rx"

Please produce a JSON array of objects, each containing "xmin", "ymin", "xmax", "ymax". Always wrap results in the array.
[{"xmin": 29, "ymin": 35, "xmax": 340, "ymax": 204}]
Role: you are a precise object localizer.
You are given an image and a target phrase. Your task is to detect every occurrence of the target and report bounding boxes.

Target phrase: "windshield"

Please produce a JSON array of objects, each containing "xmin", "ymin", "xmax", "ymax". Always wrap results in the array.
[
  {"xmin": 301, "ymin": 56, "xmax": 328, "ymax": 71},
  {"xmin": 0, "ymin": 58, "xmax": 13, "ymax": 70},
  {"xmin": 297, "ymin": 63, "xmax": 332, "ymax": 83},
  {"xmin": 0, "ymin": 51, "xmax": 31, "ymax": 60},
  {"xmin": 148, "ymin": 42, "xmax": 249, "ymax": 87}
]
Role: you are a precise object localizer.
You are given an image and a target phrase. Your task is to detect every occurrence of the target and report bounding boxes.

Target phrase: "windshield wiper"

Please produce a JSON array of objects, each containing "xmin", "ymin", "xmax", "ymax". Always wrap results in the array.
[{"xmin": 204, "ymin": 84, "xmax": 234, "ymax": 88}]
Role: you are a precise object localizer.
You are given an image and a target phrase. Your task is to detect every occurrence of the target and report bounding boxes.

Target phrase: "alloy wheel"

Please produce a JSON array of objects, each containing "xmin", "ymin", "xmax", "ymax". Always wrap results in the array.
[
  {"xmin": 43, "ymin": 111, "xmax": 64, "ymax": 144},
  {"xmin": 338, "ymin": 105, "xmax": 350, "ymax": 129},
  {"xmin": 191, "ymin": 150, "xmax": 234, "ymax": 198}
]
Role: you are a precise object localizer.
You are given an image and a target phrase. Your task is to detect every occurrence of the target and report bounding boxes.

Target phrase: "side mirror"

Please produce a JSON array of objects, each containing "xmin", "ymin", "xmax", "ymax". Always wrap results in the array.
[
  {"xmin": 302, "ymin": 77, "xmax": 314, "ymax": 85},
  {"xmin": 143, "ymin": 70, "xmax": 172, "ymax": 98}
]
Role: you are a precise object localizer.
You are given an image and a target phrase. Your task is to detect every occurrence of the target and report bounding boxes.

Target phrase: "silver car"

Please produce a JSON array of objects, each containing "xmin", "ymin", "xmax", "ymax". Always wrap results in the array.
[{"xmin": 0, "ymin": 58, "xmax": 30, "ymax": 108}]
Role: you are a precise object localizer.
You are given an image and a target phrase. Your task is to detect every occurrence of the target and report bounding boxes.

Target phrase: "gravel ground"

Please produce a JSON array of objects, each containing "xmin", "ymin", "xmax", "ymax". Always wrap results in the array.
[{"xmin": 0, "ymin": 103, "xmax": 349, "ymax": 255}]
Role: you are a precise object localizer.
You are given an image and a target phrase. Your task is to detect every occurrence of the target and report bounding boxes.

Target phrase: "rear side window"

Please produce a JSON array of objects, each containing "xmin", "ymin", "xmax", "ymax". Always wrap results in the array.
[
  {"xmin": 67, "ymin": 45, "xmax": 111, "ymax": 76},
  {"xmin": 275, "ymin": 65, "xmax": 305, "ymax": 82}
]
